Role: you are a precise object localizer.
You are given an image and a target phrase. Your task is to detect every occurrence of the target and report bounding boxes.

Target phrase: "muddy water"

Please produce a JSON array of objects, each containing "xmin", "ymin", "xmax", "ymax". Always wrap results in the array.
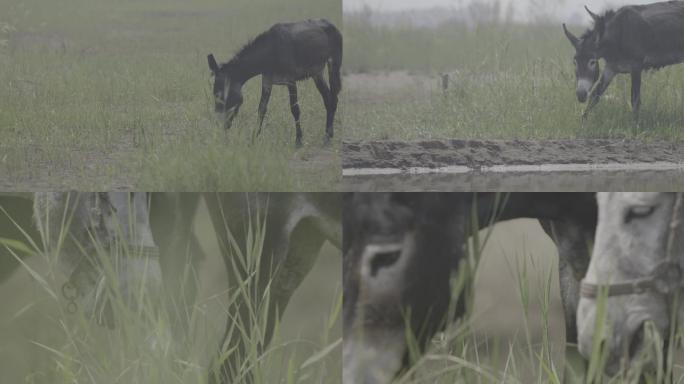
[
  {"xmin": 343, "ymin": 169, "xmax": 684, "ymax": 191},
  {"xmin": 342, "ymin": 139, "xmax": 684, "ymax": 191}
]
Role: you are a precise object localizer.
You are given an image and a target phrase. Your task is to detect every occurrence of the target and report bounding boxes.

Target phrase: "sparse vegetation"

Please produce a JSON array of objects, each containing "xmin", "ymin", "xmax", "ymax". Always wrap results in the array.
[
  {"xmin": 0, "ymin": 0, "xmax": 341, "ymax": 190},
  {"xmin": 342, "ymin": 11, "xmax": 684, "ymax": 141}
]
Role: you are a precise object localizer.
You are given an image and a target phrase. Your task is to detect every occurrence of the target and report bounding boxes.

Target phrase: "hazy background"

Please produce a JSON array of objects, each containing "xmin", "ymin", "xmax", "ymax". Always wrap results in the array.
[{"xmin": 345, "ymin": 0, "xmax": 639, "ymax": 25}]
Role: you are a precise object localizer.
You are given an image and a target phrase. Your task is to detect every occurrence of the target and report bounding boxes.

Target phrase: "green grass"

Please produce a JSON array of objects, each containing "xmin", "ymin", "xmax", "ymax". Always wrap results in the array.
[
  {"xmin": 342, "ymin": 15, "xmax": 684, "ymax": 141},
  {"xmin": 0, "ymin": 197, "xmax": 341, "ymax": 383},
  {"xmin": 0, "ymin": 0, "xmax": 341, "ymax": 190},
  {"xmin": 392, "ymin": 220, "xmax": 684, "ymax": 384}
]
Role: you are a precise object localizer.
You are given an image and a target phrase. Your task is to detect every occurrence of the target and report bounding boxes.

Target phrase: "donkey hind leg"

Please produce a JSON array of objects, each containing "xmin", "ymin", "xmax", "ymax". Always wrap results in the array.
[
  {"xmin": 262, "ymin": 217, "xmax": 327, "ymax": 353},
  {"xmin": 210, "ymin": 218, "xmax": 326, "ymax": 384},
  {"xmin": 540, "ymin": 220, "xmax": 590, "ymax": 383},
  {"xmin": 256, "ymin": 75, "xmax": 273, "ymax": 139},
  {"xmin": 149, "ymin": 193, "xmax": 203, "ymax": 339},
  {"xmin": 630, "ymin": 69, "xmax": 642, "ymax": 120},
  {"xmin": 583, "ymin": 67, "xmax": 617, "ymax": 120},
  {"xmin": 0, "ymin": 196, "xmax": 38, "ymax": 284},
  {"xmin": 288, "ymin": 83, "xmax": 303, "ymax": 147},
  {"xmin": 313, "ymin": 72, "xmax": 334, "ymax": 145}
]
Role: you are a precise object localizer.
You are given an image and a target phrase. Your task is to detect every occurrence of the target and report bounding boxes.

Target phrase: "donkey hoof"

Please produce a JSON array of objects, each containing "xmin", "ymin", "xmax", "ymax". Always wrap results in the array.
[
  {"xmin": 322, "ymin": 135, "xmax": 332, "ymax": 147},
  {"xmin": 295, "ymin": 138, "xmax": 303, "ymax": 148}
]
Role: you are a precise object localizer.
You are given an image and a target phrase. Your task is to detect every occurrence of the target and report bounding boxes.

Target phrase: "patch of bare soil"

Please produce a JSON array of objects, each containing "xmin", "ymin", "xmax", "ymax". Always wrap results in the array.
[
  {"xmin": 344, "ymin": 71, "xmax": 437, "ymax": 93},
  {"xmin": 291, "ymin": 145, "xmax": 340, "ymax": 191},
  {"xmin": 343, "ymin": 139, "xmax": 684, "ymax": 191},
  {"xmin": 9, "ymin": 31, "xmax": 70, "ymax": 52},
  {"xmin": 0, "ymin": 144, "xmax": 136, "ymax": 191},
  {"xmin": 343, "ymin": 71, "xmax": 437, "ymax": 104},
  {"xmin": 344, "ymin": 139, "xmax": 684, "ymax": 169}
]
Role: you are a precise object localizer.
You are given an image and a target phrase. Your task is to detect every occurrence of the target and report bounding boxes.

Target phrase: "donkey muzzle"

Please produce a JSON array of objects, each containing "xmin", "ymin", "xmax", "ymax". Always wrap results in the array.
[{"xmin": 576, "ymin": 78, "xmax": 594, "ymax": 103}]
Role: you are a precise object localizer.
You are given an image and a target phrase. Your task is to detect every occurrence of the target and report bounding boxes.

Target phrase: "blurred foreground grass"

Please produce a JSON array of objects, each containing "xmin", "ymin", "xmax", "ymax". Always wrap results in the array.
[{"xmin": 0, "ymin": 199, "xmax": 341, "ymax": 383}]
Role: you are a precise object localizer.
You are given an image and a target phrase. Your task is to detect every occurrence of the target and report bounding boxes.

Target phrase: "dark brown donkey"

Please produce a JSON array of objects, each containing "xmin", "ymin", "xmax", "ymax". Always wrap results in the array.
[
  {"xmin": 563, "ymin": 2, "xmax": 684, "ymax": 119},
  {"xmin": 343, "ymin": 193, "xmax": 597, "ymax": 384},
  {"xmin": 207, "ymin": 19, "xmax": 342, "ymax": 147}
]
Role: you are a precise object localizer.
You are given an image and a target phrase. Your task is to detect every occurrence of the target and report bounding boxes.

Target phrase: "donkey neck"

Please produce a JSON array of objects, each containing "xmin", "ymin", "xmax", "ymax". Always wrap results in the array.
[{"xmin": 228, "ymin": 42, "xmax": 273, "ymax": 83}]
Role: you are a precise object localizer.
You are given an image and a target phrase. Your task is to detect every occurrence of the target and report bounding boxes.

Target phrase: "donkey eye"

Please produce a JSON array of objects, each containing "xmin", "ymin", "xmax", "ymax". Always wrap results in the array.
[
  {"xmin": 625, "ymin": 205, "xmax": 655, "ymax": 223},
  {"xmin": 588, "ymin": 59, "xmax": 597, "ymax": 68},
  {"xmin": 369, "ymin": 250, "xmax": 401, "ymax": 277}
]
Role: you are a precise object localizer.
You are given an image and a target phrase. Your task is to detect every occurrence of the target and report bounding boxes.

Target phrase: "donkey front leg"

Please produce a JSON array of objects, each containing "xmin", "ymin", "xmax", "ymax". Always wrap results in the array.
[
  {"xmin": 540, "ymin": 220, "xmax": 591, "ymax": 383},
  {"xmin": 256, "ymin": 75, "xmax": 273, "ymax": 138},
  {"xmin": 288, "ymin": 84, "xmax": 303, "ymax": 147},
  {"xmin": 312, "ymin": 73, "xmax": 335, "ymax": 145},
  {"xmin": 583, "ymin": 67, "xmax": 616, "ymax": 119},
  {"xmin": 630, "ymin": 69, "xmax": 642, "ymax": 119}
]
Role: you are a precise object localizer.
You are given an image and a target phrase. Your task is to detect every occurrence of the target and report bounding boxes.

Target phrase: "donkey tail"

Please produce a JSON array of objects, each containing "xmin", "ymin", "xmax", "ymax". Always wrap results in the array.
[{"xmin": 324, "ymin": 21, "xmax": 343, "ymax": 96}]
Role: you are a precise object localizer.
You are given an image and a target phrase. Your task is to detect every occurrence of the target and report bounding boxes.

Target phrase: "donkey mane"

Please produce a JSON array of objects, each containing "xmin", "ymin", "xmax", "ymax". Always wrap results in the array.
[
  {"xmin": 221, "ymin": 29, "xmax": 273, "ymax": 71},
  {"xmin": 580, "ymin": 9, "xmax": 616, "ymax": 44}
]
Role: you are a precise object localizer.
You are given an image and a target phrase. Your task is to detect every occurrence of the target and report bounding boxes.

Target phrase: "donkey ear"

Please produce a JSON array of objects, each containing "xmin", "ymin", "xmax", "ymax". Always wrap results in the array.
[
  {"xmin": 562, "ymin": 24, "xmax": 579, "ymax": 48},
  {"xmin": 208, "ymin": 54, "xmax": 219, "ymax": 73},
  {"xmin": 584, "ymin": 6, "xmax": 599, "ymax": 21}
]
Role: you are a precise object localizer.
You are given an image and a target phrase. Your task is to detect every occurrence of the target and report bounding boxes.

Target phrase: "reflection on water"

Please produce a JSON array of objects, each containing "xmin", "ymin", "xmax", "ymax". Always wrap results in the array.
[{"xmin": 343, "ymin": 169, "xmax": 684, "ymax": 191}]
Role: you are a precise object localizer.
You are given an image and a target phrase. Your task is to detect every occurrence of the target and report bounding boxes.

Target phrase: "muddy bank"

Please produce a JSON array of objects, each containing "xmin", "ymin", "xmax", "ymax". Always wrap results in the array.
[
  {"xmin": 342, "ymin": 139, "xmax": 684, "ymax": 191},
  {"xmin": 343, "ymin": 139, "xmax": 684, "ymax": 170}
]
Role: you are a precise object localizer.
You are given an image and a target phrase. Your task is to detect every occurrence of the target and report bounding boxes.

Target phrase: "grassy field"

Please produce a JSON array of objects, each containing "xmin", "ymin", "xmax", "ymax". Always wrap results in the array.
[
  {"xmin": 342, "ymin": 14, "xmax": 684, "ymax": 141},
  {"xmin": 0, "ymin": 199, "xmax": 341, "ymax": 383},
  {"xmin": 0, "ymin": 0, "xmax": 341, "ymax": 190}
]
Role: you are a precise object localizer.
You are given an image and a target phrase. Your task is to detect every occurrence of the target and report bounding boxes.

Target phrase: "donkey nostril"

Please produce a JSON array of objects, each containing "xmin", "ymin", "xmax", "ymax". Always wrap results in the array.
[
  {"xmin": 370, "ymin": 250, "xmax": 401, "ymax": 277},
  {"xmin": 577, "ymin": 91, "xmax": 587, "ymax": 102}
]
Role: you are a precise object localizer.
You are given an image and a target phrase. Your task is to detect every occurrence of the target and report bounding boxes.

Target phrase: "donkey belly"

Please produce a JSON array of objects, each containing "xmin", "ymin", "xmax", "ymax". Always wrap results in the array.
[
  {"xmin": 271, "ymin": 63, "xmax": 326, "ymax": 84},
  {"xmin": 644, "ymin": 51, "xmax": 684, "ymax": 69}
]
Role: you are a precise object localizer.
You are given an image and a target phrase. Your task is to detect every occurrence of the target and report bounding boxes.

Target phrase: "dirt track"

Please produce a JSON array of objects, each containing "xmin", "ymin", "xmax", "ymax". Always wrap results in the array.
[{"xmin": 343, "ymin": 139, "xmax": 684, "ymax": 191}]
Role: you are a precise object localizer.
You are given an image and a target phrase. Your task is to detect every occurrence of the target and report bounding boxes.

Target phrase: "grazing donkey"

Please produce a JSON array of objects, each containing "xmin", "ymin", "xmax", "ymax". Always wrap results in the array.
[
  {"xmin": 578, "ymin": 193, "xmax": 684, "ymax": 376},
  {"xmin": 343, "ymin": 193, "xmax": 597, "ymax": 384},
  {"xmin": 343, "ymin": 193, "xmax": 468, "ymax": 384},
  {"xmin": 563, "ymin": 2, "xmax": 684, "ymax": 118},
  {"xmin": 207, "ymin": 19, "xmax": 343, "ymax": 147}
]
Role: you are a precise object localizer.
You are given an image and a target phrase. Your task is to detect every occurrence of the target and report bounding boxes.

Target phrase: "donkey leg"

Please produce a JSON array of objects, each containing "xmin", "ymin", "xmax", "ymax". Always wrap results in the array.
[
  {"xmin": 630, "ymin": 70, "xmax": 642, "ymax": 120},
  {"xmin": 288, "ymin": 83, "xmax": 303, "ymax": 148},
  {"xmin": 312, "ymin": 73, "xmax": 334, "ymax": 145},
  {"xmin": 204, "ymin": 194, "xmax": 256, "ymax": 384},
  {"xmin": 256, "ymin": 75, "xmax": 273, "ymax": 138},
  {"xmin": 204, "ymin": 194, "xmax": 328, "ymax": 384},
  {"xmin": 263, "ymin": 217, "xmax": 327, "ymax": 353},
  {"xmin": 0, "ymin": 195, "xmax": 39, "ymax": 284},
  {"xmin": 149, "ymin": 193, "xmax": 203, "ymax": 337},
  {"xmin": 583, "ymin": 67, "xmax": 616, "ymax": 119},
  {"xmin": 540, "ymin": 220, "xmax": 590, "ymax": 383}
]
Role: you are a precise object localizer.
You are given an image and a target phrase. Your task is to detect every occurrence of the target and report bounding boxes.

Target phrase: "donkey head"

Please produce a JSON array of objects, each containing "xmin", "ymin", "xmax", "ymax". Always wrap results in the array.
[
  {"xmin": 343, "ymin": 193, "xmax": 466, "ymax": 384},
  {"xmin": 563, "ymin": 6, "xmax": 604, "ymax": 102},
  {"xmin": 33, "ymin": 192, "xmax": 162, "ymax": 329},
  {"xmin": 208, "ymin": 53, "xmax": 243, "ymax": 129}
]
